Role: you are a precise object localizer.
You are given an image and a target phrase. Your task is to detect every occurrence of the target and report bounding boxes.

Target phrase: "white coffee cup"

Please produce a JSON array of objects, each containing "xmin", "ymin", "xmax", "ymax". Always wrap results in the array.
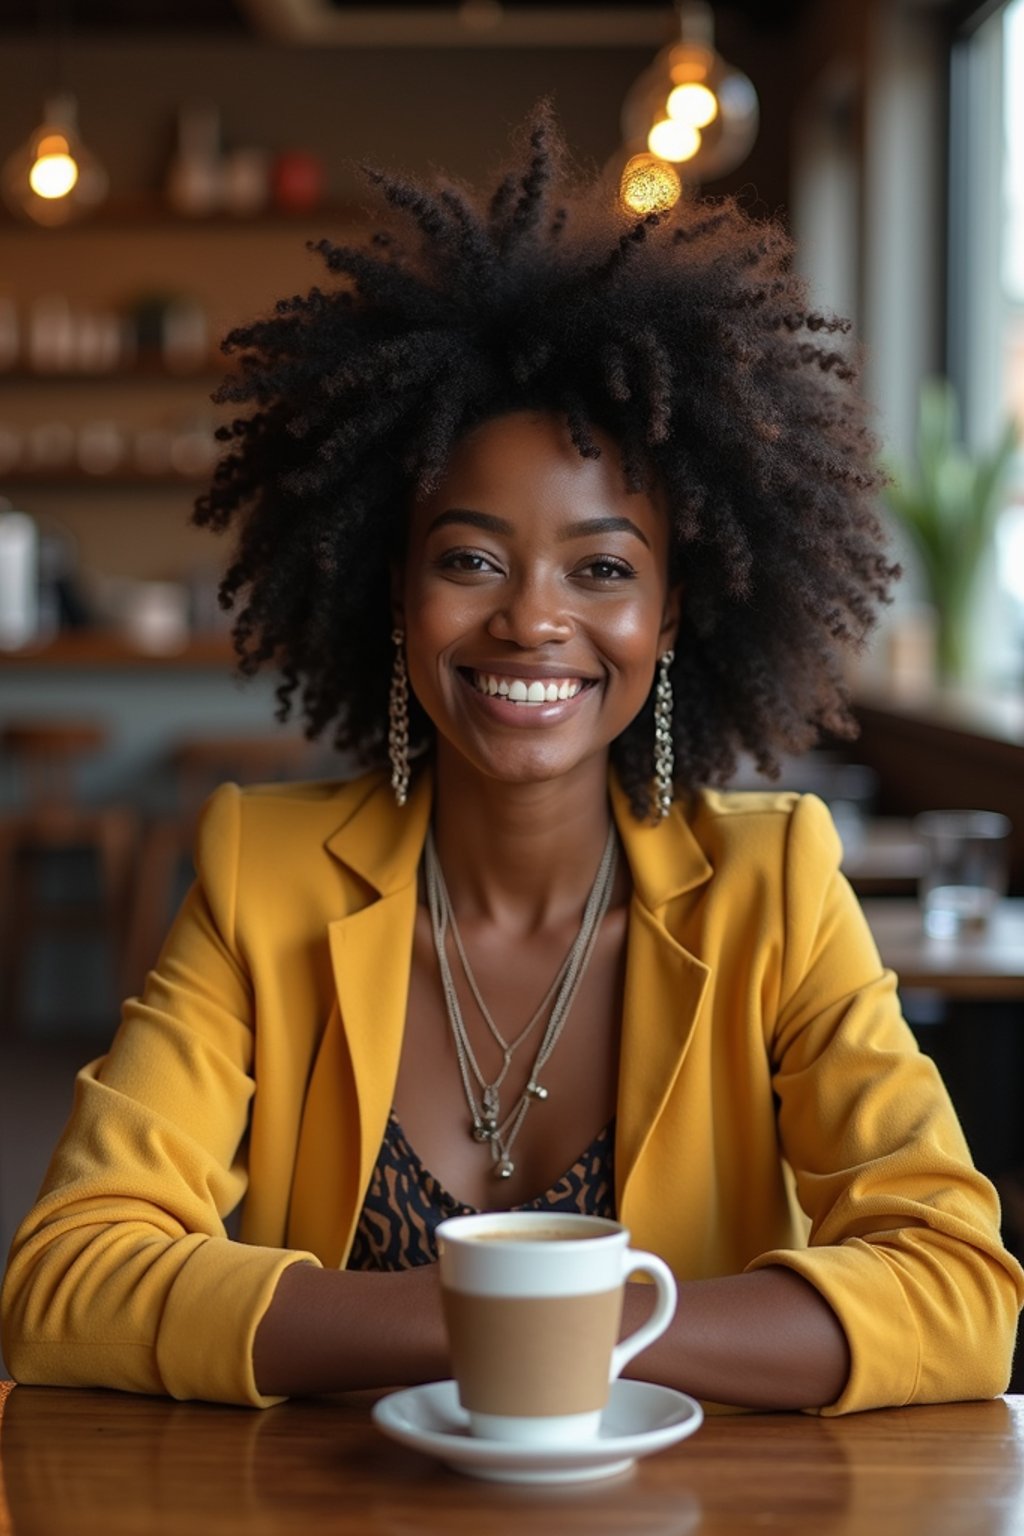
[{"xmin": 436, "ymin": 1210, "xmax": 678, "ymax": 1446}]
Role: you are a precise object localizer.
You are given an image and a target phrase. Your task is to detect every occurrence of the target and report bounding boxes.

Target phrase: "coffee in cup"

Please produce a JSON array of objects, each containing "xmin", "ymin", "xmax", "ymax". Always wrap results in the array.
[{"xmin": 436, "ymin": 1210, "xmax": 678, "ymax": 1446}]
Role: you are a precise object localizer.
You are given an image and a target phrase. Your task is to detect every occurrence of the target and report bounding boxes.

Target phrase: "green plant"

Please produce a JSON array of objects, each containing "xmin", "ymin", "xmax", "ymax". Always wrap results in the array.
[{"xmin": 883, "ymin": 378, "xmax": 1020, "ymax": 681}]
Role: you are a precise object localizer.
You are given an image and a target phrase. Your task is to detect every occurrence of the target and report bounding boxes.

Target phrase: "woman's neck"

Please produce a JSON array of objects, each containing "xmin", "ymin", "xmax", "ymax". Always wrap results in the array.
[{"xmin": 428, "ymin": 748, "xmax": 619, "ymax": 934}]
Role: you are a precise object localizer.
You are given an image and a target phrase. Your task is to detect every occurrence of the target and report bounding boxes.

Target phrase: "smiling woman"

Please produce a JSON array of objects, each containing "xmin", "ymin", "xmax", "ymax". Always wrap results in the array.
[
  {"xmin": 401, "ymin": 412, "xmax": 679, "ymax": 799},
  {"xmin": 2, "ymin": 103, "xmax": 1022, "ymax": 1418}
]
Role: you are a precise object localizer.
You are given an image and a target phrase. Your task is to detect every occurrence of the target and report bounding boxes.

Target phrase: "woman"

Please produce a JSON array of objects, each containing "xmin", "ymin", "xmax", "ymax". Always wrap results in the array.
[{"xmin": 3, "ymin": 107, "xmax": 1021, "ymax": 1412}]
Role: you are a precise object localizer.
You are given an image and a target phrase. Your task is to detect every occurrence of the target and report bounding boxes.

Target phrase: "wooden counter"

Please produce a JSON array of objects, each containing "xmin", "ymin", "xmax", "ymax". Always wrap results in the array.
[
  {"xmin": 1, "ymin": 1383, "xmax": 1022, "ymax": 1536},
  {"xmin": 0, "ymin": 632, "xmax": 235, "ymax": 668}
]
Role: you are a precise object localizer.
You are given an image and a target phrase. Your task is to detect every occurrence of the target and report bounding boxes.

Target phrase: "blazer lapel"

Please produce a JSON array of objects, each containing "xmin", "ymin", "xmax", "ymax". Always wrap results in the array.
[
  {"xmin": 611, "ymin": 779, "xmax": 713, "ymax": 1212},
  {"xmin": 288, "ymin": 773, "xmax": 430, "ymax": 1266}
]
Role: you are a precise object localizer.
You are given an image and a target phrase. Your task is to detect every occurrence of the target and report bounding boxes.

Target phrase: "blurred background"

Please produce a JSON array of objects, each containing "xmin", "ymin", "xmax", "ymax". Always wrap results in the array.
[{"xmin": 1, "ymin": 0, "xmax": 1022, "ymax": 1376}]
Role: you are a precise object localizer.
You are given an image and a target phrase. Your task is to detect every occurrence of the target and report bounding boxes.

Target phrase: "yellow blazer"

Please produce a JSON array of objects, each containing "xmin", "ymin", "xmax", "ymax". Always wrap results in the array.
[{"xmin": 3, "ymin": 770, "xmax": 1021, "ymax": 1409}]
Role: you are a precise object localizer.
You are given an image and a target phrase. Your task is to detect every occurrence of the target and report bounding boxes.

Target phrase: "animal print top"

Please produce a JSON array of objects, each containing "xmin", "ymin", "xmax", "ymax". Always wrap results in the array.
[{"xmin": 346, "ymin": 1110, "xmax": 616, "ymax": 1271}]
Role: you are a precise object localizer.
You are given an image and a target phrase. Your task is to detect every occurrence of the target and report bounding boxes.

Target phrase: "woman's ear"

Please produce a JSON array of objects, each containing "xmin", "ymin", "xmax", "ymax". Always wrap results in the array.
[{"xmin": 660, "ymin": 581, "xmax": 683, "ymax": 652}]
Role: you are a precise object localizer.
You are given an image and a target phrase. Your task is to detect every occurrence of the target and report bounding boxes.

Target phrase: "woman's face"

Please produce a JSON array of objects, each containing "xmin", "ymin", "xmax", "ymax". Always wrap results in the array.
[{"xmin": 398, "ymin": 411, "xmax": 680, "ymax": 792}]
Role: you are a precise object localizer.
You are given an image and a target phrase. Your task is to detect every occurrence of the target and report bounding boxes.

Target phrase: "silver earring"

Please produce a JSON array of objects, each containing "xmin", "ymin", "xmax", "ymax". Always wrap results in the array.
[
  {"xmin": 654, "ymin": 649, "xmax": 675, "ymax": 820},
  {"xmin": 388, "ymin": 627, "xmax": 410, "ymax": 807}
]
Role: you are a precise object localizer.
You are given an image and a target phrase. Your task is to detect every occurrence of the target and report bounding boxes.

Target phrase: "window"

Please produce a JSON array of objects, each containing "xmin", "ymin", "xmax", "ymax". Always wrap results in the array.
[{"xmin": 949, "ymin": 0, "xmax": 1024, "ymax": 684}]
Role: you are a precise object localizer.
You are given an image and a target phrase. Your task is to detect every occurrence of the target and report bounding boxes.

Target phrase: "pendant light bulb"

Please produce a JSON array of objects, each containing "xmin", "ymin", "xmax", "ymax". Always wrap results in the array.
[
  {"xmin": 2, "ymin": 93, "xmax": 107, "ymax": 226},
  {"xmin": 28, "ymin": 134, "xmax": 79, "ymax": 199},
  {"xmin": 619, "ymin": 1, "xmax": 758, "ymax": 193},
  {"xmin": 620, "ymin": 153, "xmax": 682, "ymax": 215},
  {"xmin": 647, "ymin": 118, "xmax": 702, "ymax": 164},
  {"xmin": 667, "ymin": 82, "xmax": 718, "ymax": 130}
]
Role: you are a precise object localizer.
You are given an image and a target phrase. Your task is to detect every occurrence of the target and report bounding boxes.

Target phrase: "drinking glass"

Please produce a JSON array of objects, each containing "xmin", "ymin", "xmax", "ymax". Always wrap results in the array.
[{"xmin": 914, "ymin": 810, "xmax": 1011, "ymax": 939}]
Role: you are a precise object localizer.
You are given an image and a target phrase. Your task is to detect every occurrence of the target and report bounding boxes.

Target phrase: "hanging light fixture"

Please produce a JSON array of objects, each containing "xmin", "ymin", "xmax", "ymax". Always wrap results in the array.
[
  {"xmin": 619, "ymin": 1, "xmax": 759, "ymax": 213},
  {"xmin": 1, "ymin": 4, "xmax": 108, "ymax": 227}
]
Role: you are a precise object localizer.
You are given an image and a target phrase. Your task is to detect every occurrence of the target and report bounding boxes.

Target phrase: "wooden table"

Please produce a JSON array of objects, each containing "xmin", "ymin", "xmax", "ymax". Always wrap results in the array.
[
  {"xmin": 860, "ymin": 898, "xmax": 1024, "ymax": 1000},
  {"xmin": 0, "ymin": 1382, "xmax": 1021, "ymax": 1536}
]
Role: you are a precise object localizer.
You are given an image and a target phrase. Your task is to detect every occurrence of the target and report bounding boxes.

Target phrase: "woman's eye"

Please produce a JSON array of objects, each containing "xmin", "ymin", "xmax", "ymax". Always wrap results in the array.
[
  {"xmin": 581, "ymin": 558, "xmax": 635, "ymax": 581},
  {"xmin": 439, "ymin": 550, "xmax": 498, "ymax": 574}
]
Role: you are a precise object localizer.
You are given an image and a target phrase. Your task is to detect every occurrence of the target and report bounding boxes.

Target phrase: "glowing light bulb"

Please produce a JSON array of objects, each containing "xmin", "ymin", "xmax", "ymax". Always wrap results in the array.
[
  {"xmin": 647, "ymin": 118, "xmax": 702, "ymax": 164},
  {"xmin": 28, "ymin": 134, "xmax": 79, "ymax": 199},
  {"xmin": 2, "ymin": 94, "xmax": 107, "ymax": 226},
  {"xmin": 620, "ymin": 153, "xmax": 681, "ymax": 215},
  {"xmin": 667, "ymin": 82, "xmax": 718, "ymax": 130},
  {"xmin": 619, "ymin": 2, "xmax": 759, "ymax": 186}
]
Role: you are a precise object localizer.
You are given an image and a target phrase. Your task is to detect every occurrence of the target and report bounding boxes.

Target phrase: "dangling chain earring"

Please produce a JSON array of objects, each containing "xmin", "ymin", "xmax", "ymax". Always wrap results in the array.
[
  {"xmin": 388, "ymin": 627, "xmax": 410, "ymax": 807},
  {"xmin": 654, "ymin": 648, "xmax": 675, "ymax": 820}
]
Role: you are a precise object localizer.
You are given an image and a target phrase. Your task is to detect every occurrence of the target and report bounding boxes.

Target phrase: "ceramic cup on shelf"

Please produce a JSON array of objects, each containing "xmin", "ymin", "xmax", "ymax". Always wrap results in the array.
[
  {"xmin": 914, "ymin": 809, "xmax": 1012, "ymax": 939},
  {"xmin": 436, "ymin": 1211, "xmax": 677, "ymax": 1446}
]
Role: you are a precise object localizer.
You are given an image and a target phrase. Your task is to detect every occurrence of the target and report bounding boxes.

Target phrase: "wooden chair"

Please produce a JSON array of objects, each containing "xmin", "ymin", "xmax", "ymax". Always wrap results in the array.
[
  {"xmin": 0, "ymin": 721, "xmax": 138, "ymax": 1035},
  {"xmin": 122, "ymin": 733, "xmax": 315, "ymax": 996}
]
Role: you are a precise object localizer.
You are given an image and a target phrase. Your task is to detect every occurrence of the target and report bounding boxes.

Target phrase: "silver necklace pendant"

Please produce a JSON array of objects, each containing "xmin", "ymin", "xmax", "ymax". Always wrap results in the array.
[
  {"xmin": 425, "ymin": 822, "xmax": 617, "ymax": 1181},
  {"xmin": 472, "ymin": 1113, "xmax": 497, "ymax": 1143}
]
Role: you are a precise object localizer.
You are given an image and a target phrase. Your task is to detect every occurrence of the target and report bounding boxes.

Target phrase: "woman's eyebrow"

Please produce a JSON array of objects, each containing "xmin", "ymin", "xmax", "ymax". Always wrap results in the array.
[
  {"xmin": 426, "ymin": 508, "xmax": 513, "ymax": 536},
  {"xmin": 427, "ymin": 508, "xmax": 651, "ymax": 550},
  {"xmin": 558, "ymin": 516, "xmax": 651, "ymax": 549}
]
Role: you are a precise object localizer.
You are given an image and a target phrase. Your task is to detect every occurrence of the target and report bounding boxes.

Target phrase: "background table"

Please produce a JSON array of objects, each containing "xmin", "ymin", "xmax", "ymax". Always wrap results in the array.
[
  {"xmin": 0, "ymin": 1383, "xmax": 1021, "ymax": 1536},
  {"xmin": 860, "ymin": 898, "xmax": 1024, "ymax": 1000}
]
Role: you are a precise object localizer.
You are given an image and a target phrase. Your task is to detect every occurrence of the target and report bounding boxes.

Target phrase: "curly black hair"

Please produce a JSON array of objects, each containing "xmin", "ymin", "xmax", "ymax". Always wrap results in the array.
[{"xmin": 195, "ymin": 103, "xmax": 897, "ymax": 820}]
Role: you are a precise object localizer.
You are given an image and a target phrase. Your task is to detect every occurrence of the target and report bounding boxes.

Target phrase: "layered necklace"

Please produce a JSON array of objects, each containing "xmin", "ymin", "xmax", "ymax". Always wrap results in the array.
[{"xmin": 423, "ymin": 823, "xmax": 618, "ymax": 1180}]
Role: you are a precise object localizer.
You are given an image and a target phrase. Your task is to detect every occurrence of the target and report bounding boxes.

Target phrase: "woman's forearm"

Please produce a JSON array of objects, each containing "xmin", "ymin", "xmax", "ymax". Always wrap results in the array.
[
  {"xmin": 622, "ymin": 1265, "xmax": 850, "ymax": 1410},
  {"xmin": 253, "ymin": 1262, "xmax": 450, "ymax": 1399},
  {"xmin": 256, "ymin": 1260, "xmax": 849, "ymax": 1410}
]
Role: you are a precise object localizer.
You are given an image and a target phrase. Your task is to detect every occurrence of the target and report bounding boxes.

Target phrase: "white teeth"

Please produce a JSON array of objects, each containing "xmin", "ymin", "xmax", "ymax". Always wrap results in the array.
[{"xmin": 471, "ymin": 672, "xmax": 584, "ymax": 704}]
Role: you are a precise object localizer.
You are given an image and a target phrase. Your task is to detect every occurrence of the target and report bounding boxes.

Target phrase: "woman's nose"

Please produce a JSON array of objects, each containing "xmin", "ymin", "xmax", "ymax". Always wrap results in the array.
[{"xmin": 485, "ymin": 573, "xmax": 574, "ymax": 647}]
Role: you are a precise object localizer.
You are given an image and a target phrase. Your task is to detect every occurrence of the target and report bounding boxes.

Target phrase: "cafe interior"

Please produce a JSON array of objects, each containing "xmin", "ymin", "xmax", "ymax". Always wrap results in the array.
[{"xmin": 0, "ymin": 0, "xmax": 1023, "ymax": 1415}]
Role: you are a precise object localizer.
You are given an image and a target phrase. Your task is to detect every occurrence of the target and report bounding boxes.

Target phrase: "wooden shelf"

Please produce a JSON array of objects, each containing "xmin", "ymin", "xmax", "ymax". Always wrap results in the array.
[
  {"xmin": 1, "ymin": 470, "xmax": 209, "ymax": 489},
  {"xmin": 0, "ymin": 201, "xmax": 362, "ymax": 234},
  {"xmin": 0, "ymin": 363, "xmax": 225, "ymax": 384},
  {"xmin": 0, "ymin": 632, "xmax": 235, "ymax": 667}
]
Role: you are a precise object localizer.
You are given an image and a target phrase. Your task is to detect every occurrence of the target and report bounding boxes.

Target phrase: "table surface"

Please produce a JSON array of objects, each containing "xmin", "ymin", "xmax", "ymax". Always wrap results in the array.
[
  {"xmin": 860, "ymin": 897, "xmax": 1024, "ymax": 999},
  {"xmin": 0, "ymin": 1383, "xmax": 1022, "ymax": 1536}
]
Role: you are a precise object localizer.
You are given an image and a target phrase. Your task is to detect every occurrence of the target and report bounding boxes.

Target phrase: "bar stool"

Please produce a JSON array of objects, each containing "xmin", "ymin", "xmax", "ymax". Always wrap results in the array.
[
  {"xmin": 122, "ymin": 733, "xmax": 315, "ymax": 995},
  {"xmin": 0, "ymin": 721, "xmax": 138, "ymax": 1035}
]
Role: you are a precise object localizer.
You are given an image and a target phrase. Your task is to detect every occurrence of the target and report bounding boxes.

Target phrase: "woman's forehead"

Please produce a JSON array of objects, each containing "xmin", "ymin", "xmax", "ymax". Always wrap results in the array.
[{"xmin": 410, "ymin": 410, "xmax": 668, "ymax": 538}]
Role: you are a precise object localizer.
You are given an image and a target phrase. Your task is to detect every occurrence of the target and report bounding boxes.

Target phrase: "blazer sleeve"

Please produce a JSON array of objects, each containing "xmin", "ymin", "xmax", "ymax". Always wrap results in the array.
[
  {"xmin": 745, "ymin": 793, "xmax": 1024, "ymax": 1414},
  {"xmin": 0, "ymin": 783, "xmax": 322, "ymax": 1407}
]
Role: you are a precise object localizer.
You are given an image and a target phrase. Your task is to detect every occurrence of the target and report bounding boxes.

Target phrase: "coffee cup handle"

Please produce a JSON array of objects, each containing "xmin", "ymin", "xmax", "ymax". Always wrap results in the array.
[{"xmin": 610, "ymin": 1249, "xmax": 678, "ymax": 1381}]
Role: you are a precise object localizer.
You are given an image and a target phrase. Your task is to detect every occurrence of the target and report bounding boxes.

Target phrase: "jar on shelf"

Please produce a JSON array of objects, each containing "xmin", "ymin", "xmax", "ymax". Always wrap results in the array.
[{"xmin": 166, "ymin": 104, "xmax": 223, "ymax": 218}]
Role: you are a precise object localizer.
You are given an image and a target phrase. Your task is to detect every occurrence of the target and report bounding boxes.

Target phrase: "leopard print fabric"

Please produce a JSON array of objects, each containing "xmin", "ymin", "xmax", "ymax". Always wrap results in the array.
[{"xmin": 346, "ymin": 1111, "xmax": 616, "ymax": 1271}]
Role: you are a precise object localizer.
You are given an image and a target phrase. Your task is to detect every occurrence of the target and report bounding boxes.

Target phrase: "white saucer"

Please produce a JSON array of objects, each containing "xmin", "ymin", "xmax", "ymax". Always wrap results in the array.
[{"xmin": 371, "ymin": 1379, "xmax": 703, "ymax": 1485}]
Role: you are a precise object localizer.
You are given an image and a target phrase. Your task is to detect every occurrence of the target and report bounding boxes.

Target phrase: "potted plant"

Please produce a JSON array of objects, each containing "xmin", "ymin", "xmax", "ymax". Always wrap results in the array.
[{"xmin": 883, "ymin": 378, "xmax": 1020, "ymax": 682}]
